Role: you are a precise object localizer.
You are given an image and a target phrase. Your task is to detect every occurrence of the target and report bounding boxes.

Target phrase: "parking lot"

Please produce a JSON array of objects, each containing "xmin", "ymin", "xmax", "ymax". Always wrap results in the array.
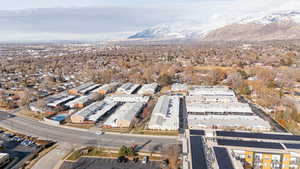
[
  {"xmin": 0, "ymin": 130, "xmax": 41, "ymax": 169},
  {"xmin": 60, "ymin": 157, "xmax": 161, "ymax": 169}
]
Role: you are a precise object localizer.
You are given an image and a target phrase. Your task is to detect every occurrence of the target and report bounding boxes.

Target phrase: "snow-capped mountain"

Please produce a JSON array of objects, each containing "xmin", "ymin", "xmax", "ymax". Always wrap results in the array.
[
  {"xmin": 128, "ymin": 20, "xmax": 227, "ymax": 39},
  {"xmin": 204, "ymin": 10, "xmax": 300, "ymax": 41},
  {"xmin": 240, "ymin": 11, "xmax": 300, "ymax": 25},
  {"xmin": 129, "ymin": 10, "xmax": 300, "ymax": 41}
]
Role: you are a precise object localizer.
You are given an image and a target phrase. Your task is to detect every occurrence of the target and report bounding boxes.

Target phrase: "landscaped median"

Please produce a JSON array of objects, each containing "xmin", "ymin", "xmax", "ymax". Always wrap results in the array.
[
  {"xmin": 64, "ymin": 146, "xmax": 163, "ymax": 162},
  {"xmin": 131, "ymin": 129, "xmax": 178, "ymax": 136}
]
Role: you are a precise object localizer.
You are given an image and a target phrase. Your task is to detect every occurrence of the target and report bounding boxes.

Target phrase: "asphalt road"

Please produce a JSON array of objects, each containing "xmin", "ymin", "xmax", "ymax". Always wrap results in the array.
[{"xmin": 0, "ymin": 112, "xmax": 176, "ymax": 151}]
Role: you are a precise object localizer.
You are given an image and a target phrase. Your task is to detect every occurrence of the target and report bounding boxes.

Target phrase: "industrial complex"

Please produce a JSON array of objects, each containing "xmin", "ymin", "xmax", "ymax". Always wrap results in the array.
[
  {"xmin": 22, "ymin": 83, "xmax": 300, "ymax": 169},
  {"xmin": 31, "ymin": 83, "xmax": 273, "ymax": 132},
  {"xmin": 185, "ymin": 86, "xmax": 271, "ymax": 131}
]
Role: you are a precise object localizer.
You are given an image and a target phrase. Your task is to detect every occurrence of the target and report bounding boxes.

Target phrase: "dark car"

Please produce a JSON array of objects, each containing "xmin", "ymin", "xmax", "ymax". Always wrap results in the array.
[
  {"xmin": 133, "ymin": 157, "xmax": 139, "ymax": 163},
  {"xmin": 161, "ymin": 159, "xmax": 169, "ymax": 168},
  {"xmin": 117, "ymin": 156, "xmax": 126, "ymax": 163}
]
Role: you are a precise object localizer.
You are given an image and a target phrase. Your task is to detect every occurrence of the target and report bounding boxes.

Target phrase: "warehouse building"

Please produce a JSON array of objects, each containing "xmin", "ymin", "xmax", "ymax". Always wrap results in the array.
[
  {"xmin": 91, "ymin": 82, "xmax": 119, "ymax": 95},
  {"xmin": 186, "ymin": 102, "xmax": 271, "ymax": 131},
  {"xmin": 47, "ymin": 95, "xmax": 77, "ymax": 108},
  {"xmin": 148, "ymin": 96, "xmax": 180, "ymax": 131},
  {"xmin": 65, "ymin": 93, "xmax": 99, "ymax": 108},
  {"xmin": 68, "ymin": 82, "xmax": 97, "ymax": 95},
  {"xmin": 46, "ymin": 91, "xmax": 68, "ymax": 103},
  {"xmin": 137, "ymin": 83, "xmax": 159, "ymax": 95},
  {"xmin": 188, "ymin": 86, "xmax": 235, "ymax": 97},
  {"xmin": 105, "ymin": 94, "xmax": 150, "ymax": 103},
  {"xmin": 186, "ymin": 95, "xmax": 238, "ymax": 104},
  {"xmin": 188, "ymin": 115, "xmax": 271, "ymax": 131},
  {"xmin": 71, "ymin": 101, "xmax": 118, "ymax": 123},
  {"xmin": 186, "ymin": 102, "xmax": 253, "ymax": 116},
  {"xmin": 79, "ymin": 84, "xmax": 101, "ymax": 95},
  {"xmin": 171, "ymin": 83, "xmax": 188, "ymax": 95},
  {"xmin": 185, "ymin": 86, "xmax": 271, "ymax": 131},
  {"xmin": 103, "ymin": 102, "xmax": 145, "ymax": 128},
  {"xmin": 116, "ymin": 83, "xmax": 141, "ymax": 94}
]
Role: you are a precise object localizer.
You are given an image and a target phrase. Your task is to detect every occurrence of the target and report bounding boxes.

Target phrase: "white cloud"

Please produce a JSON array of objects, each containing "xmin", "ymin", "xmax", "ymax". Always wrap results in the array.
[{"xmin": 0, "ymin": 0, "xmax": 299, "ymax": 41}]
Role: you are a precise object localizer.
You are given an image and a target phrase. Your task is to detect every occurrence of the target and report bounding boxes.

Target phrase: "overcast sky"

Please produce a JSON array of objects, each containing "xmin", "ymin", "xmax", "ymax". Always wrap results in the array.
[{"xmin": 0, "ymin": 0, "xmax": 299, "ymax": 42}]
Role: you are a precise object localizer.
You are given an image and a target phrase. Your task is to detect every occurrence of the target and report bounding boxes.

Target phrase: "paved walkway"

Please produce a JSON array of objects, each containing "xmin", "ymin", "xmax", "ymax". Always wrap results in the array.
[{"xmin": 31, "ymin": 143, "xmax": 74, "ymax": 169}]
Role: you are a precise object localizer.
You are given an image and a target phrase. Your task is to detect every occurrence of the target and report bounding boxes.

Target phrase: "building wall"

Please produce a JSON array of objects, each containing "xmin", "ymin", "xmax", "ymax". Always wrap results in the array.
[
  {"xmin": 98, "ymin": 90, "xmax": 107, "ymax": 95},
  {"xmin": 68, "ymin": 89, "xmax": 79, "ymax": 95},
  {"xmin": 70, "ymin": 115, "xmax": 85, "ymax": 123},
  {"xmin": 243, "ymin": 151, "xmax": 296, "ymax": 169},
  {"xmin": 262, "ymin": 154, "xmax": 272, "ymax": 169},
  {"xmin": 245, "ymin": 151, "xmax": 253, "ymax": 169},
  {"xmin": 282, "ymin": 154, "xmax": 290, "ymax": 169},
  {"xmin": 117, "ymin": 120, "xmax": 131, "ymax": 128}
]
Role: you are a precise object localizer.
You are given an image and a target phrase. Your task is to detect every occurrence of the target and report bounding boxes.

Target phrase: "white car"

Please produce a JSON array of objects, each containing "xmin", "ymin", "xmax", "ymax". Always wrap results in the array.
[
  {"xmin": 142, "ymin": 156, "xmax": 149, "ymax": 164},
  {"xmin": 95, "ymin": 131, "xmax": 104, "ymax": 135}
]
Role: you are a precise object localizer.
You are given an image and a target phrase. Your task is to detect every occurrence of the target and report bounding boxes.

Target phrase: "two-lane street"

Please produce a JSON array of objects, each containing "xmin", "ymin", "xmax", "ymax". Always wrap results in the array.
[{"xmin": 0, "ymin": 112, "xmax": 176, "ymax": 151}]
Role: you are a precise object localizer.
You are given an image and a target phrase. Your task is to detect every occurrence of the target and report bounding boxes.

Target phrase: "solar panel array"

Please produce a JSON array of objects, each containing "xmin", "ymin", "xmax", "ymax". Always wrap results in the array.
[
  {"xmin": 190, "ymin": 130, "xmax": 205, "ymax": 136},
  {"xmin": 213, "ymin": 147, "xmax": 235, "ymax": 169},
  {"xmin": 216, "ymin": 131, "xmax": 300, "ymax": 141},
  {"xmin": 217, "ymin": 139, "xmax": 284, "ymax": 150},
  {"xmin": 190, "ymin": 136, "xmax": 208, "ymax": 169},
  {"xmin": 284, "ymin": 143, "xmax": 300, "ymax": 149}
]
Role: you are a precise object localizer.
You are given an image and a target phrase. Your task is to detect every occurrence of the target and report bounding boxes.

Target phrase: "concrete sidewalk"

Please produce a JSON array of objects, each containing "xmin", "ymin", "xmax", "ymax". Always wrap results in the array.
[{"xmin": 31, "ymin": 143, "xmax": 75, "ymax": 169}]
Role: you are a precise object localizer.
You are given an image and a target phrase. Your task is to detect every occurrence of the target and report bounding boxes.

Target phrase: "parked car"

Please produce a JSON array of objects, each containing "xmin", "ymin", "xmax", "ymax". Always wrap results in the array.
[
  {"xmin": 95, "ymin": 131, "xmax": 104, "ymax": 135},
  {"xmin": 161, "ymin": 159, "xmax": 169, "ymax": 168},
  {"xmin": 133, "ymin": 157, "xmax": 139, "ymax": 163},
  {"xmin": 117, "ymin": 156, "xmax": 128, "ymax": 163},
  {"xmin": 142, "ymin": 156, "xmax": 149, "ymax": 164}
]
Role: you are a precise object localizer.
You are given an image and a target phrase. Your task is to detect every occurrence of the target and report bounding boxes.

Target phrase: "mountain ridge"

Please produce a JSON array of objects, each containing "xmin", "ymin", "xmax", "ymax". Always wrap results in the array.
[{"xmin": 128, "ymin": 10, "xmax": 300, "ymax": 41}]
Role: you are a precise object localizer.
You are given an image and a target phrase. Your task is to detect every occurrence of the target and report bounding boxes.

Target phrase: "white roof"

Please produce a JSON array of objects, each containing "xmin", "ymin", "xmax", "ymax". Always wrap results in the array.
[
  {"xmin": 105, "ymin": 94, "xmax": 150, "ymax": 103},
  {"xmin": 79, "ymin": 84, "xmax": 101, "ymax": 94},
  {"xmin": 72, "ymin": 82, "xmax": 94, "ymax": 92},
  {"xmin": 171, "ymin": 83, "xmax": 188, "ymax": 92},
  {"xmin": 148, "ymin": 96, "xmax": 180, "ymax": 130},
  {"xmin": 137, "ymin": 83, "xmax": 159, "ymax": 95},
  {"xmin": 104, "ymin": 102, "xmax": 144, "ymax": 127},
  {"xmin": 91, "ymin": 82, "xmax": 119, "ymax": 93},
  {"xmin": 47, "ymin": 95, "xmax": 76, "ymax": 107},
  {"xmin": 188, "ymin": 85, "xmax": 235, "ymax": 96},
  {"xmin": 117, "ymin": 83, "xmax": 140, "ymax": 94},
  {"xmin": 188, "ymin": 115, "xmax": 271, "ymax": 130},
  {"xmin": 88, "ymin": 102, "xmax": 118, "ymax": 121},
  {"xmin": 186, "ymin": 95, "xmax": 238, "ymax": 104},
  {"xmin": 47, "ymin": 91, "xmax": 68, "ymax": 102},
  {"xmin": 186, "ymin": 102, "xmax": 253, "ymax": 114},
  {"xmin": 65, "ymin": 93, "xmax": 95, "ymax": 108},
  {"xmin": 72, "ymin": 101, "xmax": 118, "ymax": 122}
]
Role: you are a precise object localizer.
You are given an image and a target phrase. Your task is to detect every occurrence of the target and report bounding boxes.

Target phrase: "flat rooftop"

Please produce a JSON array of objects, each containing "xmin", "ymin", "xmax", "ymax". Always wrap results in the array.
[
  {"xmin": 190, "ymin": 136, "xmax": 208, "ymax": 169},
  {"xmin": 216, "ymin": 130, "xmax": 300, "ymax": 142},
  {"xmin": 213, "ymin": 147, "xmax": 235, "ymax": 169},
  {"xmin": 188, "ymin": 115, "xmax": 271, "ymax": 130},
  {"xmin": 217, "ymin": 138, "xmax": 284, "ymax": 150}
]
